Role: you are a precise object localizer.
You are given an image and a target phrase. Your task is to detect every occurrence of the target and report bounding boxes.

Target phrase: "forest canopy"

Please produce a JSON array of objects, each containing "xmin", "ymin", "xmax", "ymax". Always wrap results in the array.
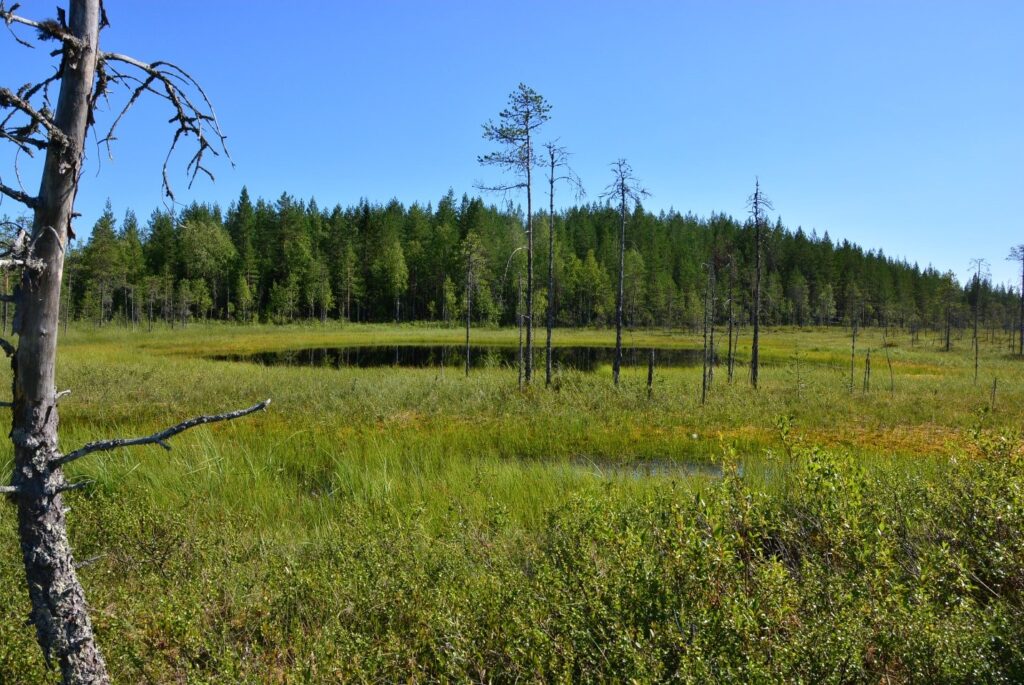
[{"xmin": 30, "ymin": 187, "xmax": 1016, "ymax": 335}]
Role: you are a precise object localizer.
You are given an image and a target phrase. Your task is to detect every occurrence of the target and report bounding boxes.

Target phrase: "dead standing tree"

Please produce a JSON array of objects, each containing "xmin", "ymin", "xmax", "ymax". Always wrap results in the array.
[
  {"xmin": 0, "ymin": 3, "xmax": 267, "ymax": 682},
  {"xmin": 478, "ymin": 83, "xmax": 550, "ymax": 385},
  {"xmin": 701, "ymin": 261, "xmax": 715, "ymax": 405},
  {"xmin": 968, "ymin": 257, "xmax": 990, "ymax": 383},
  {"xmin": 747, "ymin": 179, "xmax": 773, "ymax": 389},
  {"xmin": 724, "ymin": 255, "xmax": 737, "ymax": 383},
  {"xmin": 600, "ymin": 159, "xmax": 648, "ymax": 386},
  {"xmin": 1008, "ymin": 245, "xmax": 1023, "ymax": 357},
  {"xmin": 542, "ymin": 141, "xmax": 583, "ymax": 387}
]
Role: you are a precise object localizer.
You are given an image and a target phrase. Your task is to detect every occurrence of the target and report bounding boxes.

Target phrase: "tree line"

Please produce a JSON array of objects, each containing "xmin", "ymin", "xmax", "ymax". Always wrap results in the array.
[{"xmin": 20, "ymin": 187, "xmax": 1015, "ymax": 345}]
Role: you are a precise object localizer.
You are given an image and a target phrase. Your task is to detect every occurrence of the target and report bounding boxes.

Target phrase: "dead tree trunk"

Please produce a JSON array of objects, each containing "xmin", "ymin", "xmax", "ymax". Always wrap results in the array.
[
  {"xmin": 1, "ymin": 3, "xmax": 262, "ymax": 681},
  {"xmin": 601, "ymin": 160, "xmax": 647, "ymax": 387},
  {"xmin": 850, "ymin": 313, "xmax": 858, "ymax": 394},
  {"xmin": 701, "ymin": 263, "xmax": 714, "ymax": 405},
  {"xmin": 863, "ymin": 349, "xmax": 871, "ymax": 392},
  {"xmin": 517, "ymin": 275, "xmax": 524, "ymax": 390},
  {"xmin": 747, "ymin": 179, "xmax": 772, "ymax": 390},
  {"xmin": 647, "ymin": 348, "xmax": 654, "ymax": 399},
  {"xmin": 708, "ymin": 264, "xmax": 716, "ymax": 389},
  {"xmin": 614, "ymin": 186, "xmax": 626, "ymax": 386},
  {"xmin": 1009, "ymin": 246, "xmax": 1024, "ymax": 357},
  {"xmin": 543, "ymin": 142, "xmax": 583, "ymax": 387},
  {"xmin": 970, "ymin": 261, "xmax": 985, "ymax": 384},
  {"xmin": 726, "ymin": 259, "xmax": 735, "ymax": 383},
  {"xmin": 465, "ymin": 276, "xmax": 472, "ymax": 378},
  {"xmin": 546, "ymin": 173, "xmax": 554, "ymax": 388},
  {"xmin": 525, "ymin": 142, "xmax": 534, "ymax": 385},
  {"xmin": 6, "ymin": 3, "xmax": 107, "ymax": 680},
  {"xmin": 883, "ymin": 327, "xmax": 895, "ymax": 393},
  {"xmin": 944, "ymin": 304, "xmax": 952, "ymax": 352}
]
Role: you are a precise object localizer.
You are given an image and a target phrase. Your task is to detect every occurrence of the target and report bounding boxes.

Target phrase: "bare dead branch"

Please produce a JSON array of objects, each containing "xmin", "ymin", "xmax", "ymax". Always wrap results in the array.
[
  {"xmin": 57, "ymin": 399, "xmax": 271, "ymax": 466},
  {"xmin": 74, "ymin": 554, "xmax": 104, "ymax": 570},
  {"xmin": 0, "ymin": 179, "xmax": 36, "ymax": 208},
  {"xmin": 599, "ymin": 158, "xmax": 650, "ymax": 207},
  {"xmin": 0, "ymin": 256, "xmax": 44, "ymax": 270},
  {"xmin": 474, "ymin": 180, "xmax": 527, "ymax": 193},
  {"xmin": 0, "ymin": 2, "xmax": 86, "ymax": 47},
  {"xmin": 0, "ymin": 87, "xmax": 68, "ymax": 148},
  {"xmin": 96, "ymin": 51, "xmax": 232, "ymax": 201},
  {"xmin": 0, "ymin": 128, "xmax": 48, "ymax": 155},
  {"xmin": 56, "ymin": 480, "xmax": 91, "ymax": 494},
  {"xmin": 0, "ymin": 485, "xmax": 19, "ymax": 495}
]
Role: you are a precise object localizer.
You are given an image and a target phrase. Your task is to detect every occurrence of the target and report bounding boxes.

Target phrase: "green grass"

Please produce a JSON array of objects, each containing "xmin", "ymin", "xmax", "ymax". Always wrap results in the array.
[{"xmin": 0, "ymin": 322, "xmax": 1021, "ymax": 682}]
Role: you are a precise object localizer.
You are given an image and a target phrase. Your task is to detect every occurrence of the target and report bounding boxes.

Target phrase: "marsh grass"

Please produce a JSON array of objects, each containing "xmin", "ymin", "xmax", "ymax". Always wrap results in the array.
[{"xmin": 0, "ymin": 323, "xmax": 1021, "ymax": 681}]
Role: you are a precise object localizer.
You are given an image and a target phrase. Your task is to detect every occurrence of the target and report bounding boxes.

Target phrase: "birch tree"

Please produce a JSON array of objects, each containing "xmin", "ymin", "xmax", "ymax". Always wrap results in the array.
[{"xmin": 0, "ymin": 3, "xmax": 267, "ymax": 682}]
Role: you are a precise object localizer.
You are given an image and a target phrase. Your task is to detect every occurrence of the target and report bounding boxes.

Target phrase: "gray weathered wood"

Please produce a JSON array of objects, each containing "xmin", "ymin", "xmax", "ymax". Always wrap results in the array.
[{"xmin": 8, "ymin": 3, "xmax": 110, "ymax": 680}]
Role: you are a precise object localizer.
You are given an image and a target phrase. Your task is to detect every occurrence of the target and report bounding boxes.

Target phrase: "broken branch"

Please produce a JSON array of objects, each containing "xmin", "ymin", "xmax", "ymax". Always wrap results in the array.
[
  {"xmin": 0, "ymin": 179, "xmax": 36, "ymax": 208},
  {"xmin": 0, "ymin": 3, "xmax": 85, "ymax": 47},
  {"xmin": 0, "ymin": 86, "xmax": 69, "ymax": 148},
  {"xmin": 0, "ymin": 256, "xmax": 44, "ymax": 270},
  {"xmin": 57, "ymin": 399, "xmax": 271, "ymax": 466}
]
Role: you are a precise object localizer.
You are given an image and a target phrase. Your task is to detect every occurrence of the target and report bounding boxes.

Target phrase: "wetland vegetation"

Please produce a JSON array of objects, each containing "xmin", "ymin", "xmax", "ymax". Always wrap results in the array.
[{"xmin": 1, "ymin": 322, "xmax": 1021, "ymax": 682}]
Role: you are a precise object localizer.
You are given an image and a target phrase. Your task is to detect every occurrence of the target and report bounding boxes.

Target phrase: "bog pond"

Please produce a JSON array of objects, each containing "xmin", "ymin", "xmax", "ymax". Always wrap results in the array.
[{"xmin": 213, "ymin": 344, "xmax": 707, "ymax": 371}]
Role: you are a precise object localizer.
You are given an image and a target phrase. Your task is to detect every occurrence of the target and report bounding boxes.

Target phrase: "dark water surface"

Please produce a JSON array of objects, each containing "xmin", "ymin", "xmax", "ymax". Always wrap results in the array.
[
  {"xmin": 571, "ymin": 458, "xmax": 725, "ymax": 479},
  {"xmin": 214, "ymin": 345, "xmax": 706, "ymax": 372}
]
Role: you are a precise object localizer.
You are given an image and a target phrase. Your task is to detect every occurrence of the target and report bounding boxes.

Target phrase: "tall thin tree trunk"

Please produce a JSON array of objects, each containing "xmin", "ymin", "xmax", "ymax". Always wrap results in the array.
[
  {"xmin": 9, "ymin": 1, "xmax": 110, "ymax": 681},
  {"xmin": 546, "ymin": 178, "xmax": 555, "ymax": 387},
  {"xmin": 883, "ymin": 327, "xmax": 895, "ymax": 393},
  {"xmin": 944, "ymin": 306, "xmax": 951, "ymax": 352},
  {"xmin": 850, "ymin": 314, "xmax": 858, "ymax": 393},
  {"xmin": 518, "ymin": 275, "xmax": 524, "ymax": 391},
  {"xmin": 701, "ymin": 268, "xmax": 710, "ymax": 406},
  {"xmin": 525, "ymin": 130, "xmax": 534, "ymax": 384},
  {"xmin": 973, "ymin": 274, "xmax": 980, "ymax": 384},
  {"xmin": 465, "ymin": 278, "xmax": 471, "ymax": 377},
  {"xmin": 751, "ymin": 219, "xmax": 761, "ymax": 389},
  {"xmin": 708, "ymin": 265, "xmax": 716, "ymax": 389},
  {"xmin": 613, "ymin": 189, "xmax": 626, "ymax": 386},
  {"xmin": 1019, "ymin": 266, "xmax": 1023, "ymax": 356},
  {"xmin": 727, "ymin": 266, "xmax": 735, "ymax": 383},
  {"xmin": 647, "ymin": 349, "xmax": 654, "ymax": 399}
]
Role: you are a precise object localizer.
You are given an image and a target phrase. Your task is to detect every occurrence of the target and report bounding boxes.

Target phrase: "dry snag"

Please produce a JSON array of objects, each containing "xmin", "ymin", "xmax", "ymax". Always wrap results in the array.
[
  {"xmin": 0, "ymin": 2, "xmax": 266, "ymax": 683},
  {"xmin": 599, "ymin": 159, "xmax": 648, "ymax": 387},
  {"xmin": 542, "ymin": 141, "xmax": 583, "ymax": 387},
  {"xmin": 747, "ymin": 178, "xmax": 772, "ymax": 390}
]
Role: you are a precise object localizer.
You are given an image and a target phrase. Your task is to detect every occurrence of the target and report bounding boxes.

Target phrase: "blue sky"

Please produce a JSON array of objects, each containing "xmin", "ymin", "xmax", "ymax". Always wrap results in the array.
[{"xmin": 2, "ymin": 1, "xmax": 1021, "ymax": 287}]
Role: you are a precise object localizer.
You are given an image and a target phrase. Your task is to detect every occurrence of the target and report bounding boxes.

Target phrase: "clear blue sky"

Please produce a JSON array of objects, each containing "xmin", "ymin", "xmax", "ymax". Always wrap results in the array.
[{"xmin": 2, "ymin": 1, "xmax": 1021, "ymax": 287}]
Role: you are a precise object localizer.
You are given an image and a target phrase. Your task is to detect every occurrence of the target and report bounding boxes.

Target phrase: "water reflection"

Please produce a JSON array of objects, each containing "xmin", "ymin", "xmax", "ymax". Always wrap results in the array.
[{"xmin": 214, "ymin": 345, "xmax": 707, "ymax": 372}]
